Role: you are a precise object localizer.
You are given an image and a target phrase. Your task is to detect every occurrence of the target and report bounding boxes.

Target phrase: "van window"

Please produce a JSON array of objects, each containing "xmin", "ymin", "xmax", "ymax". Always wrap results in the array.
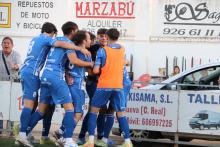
[{"xmin": 194, "ymin": 113, "xmax": 208, "ymax": 120}]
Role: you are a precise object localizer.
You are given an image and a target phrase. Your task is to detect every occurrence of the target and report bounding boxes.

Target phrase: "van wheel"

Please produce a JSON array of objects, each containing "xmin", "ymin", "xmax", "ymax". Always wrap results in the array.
[{"xmin": 199, "ymin": 125, "xmax": 204, "ymax": 130}]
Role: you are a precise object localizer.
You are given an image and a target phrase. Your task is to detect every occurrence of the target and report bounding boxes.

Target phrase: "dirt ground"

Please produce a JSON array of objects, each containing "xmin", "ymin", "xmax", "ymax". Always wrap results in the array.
[{"xmin": 1, "ymin": 122, "xmax": 220, "ymax": 147}]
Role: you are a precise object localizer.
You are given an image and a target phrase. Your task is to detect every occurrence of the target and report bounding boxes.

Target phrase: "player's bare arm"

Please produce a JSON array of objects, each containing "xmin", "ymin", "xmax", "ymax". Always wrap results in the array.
[
  {"xmin": 54, "ymin": 41, "xmax": 91, "ymax": 57},
  {"xmin": 67, "ymin": 53, "xmax": 93, "ymax": 68}
]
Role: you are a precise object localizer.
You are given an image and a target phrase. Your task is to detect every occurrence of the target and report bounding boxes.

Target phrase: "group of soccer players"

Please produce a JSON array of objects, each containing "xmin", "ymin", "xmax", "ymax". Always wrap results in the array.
[{"xmin": 15, "ymin": 21, "xmax": 133, "ymax": 147}]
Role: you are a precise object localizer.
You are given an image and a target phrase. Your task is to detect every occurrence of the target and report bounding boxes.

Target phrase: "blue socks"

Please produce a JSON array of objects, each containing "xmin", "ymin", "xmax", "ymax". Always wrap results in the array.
[
  {"xmin": 63, "ymin": 111, "xmax": 75, "ymax": 138},
  {"xmin": 103, "ymin": 114, "xmax": 115, "ymax": 138},
  {"xmin": 26, "ymin": 111, "xmax": 43, "ymax": 135},
  {"xmin": 20, "ymin": 107, "xmax": 32, "ymax": 133},
  {"xmin": 97, "ymin": 113, "xmax": 106, "ymax": 139},
  {"xmin": 118, "ymin": 116, "xmax": 130, "ymax": 139},
  {"xmin": 78, "ymin": 113, "xmax": 89, "ymax": 139},
  {"xmin": 88, "ymin": 112, "xmax": 98, "ymax": 136}
]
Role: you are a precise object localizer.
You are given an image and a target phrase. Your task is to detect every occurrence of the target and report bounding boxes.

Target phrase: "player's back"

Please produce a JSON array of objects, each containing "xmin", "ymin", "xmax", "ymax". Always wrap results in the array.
[
  {"xmin": 21, "ymin": 34, "xmax": 55, "ymax": 76},
  {"xmin": 43, "ymin": 36, "xmax": 74, "ymax": 77}
]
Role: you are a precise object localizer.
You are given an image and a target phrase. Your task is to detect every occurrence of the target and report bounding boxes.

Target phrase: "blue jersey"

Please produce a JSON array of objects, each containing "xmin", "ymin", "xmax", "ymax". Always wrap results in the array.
[
  {"xmin": 21, "ymin": 34, "xmax": 56, "ymax": 76},
  {"xmin": 95, "ymin": 44, "xmax": 131, "ymax": 86},
  {"xmin": 43, "ymin": 36, "xmax": 75, "ymax": 78},
  {"xmin": 67, "ymin": 50, "xmax": 91, "ymax": 88}
]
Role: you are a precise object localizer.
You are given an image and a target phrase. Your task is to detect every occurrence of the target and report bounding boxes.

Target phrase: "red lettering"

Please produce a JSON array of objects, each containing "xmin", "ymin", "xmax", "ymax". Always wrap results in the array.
[
  {"xmin": 118, "ymin": 2, "xmax": 126, "ymax": 16},
  {"xmin": 17, "ymin": 96, "xmax": 22, "ymax": 110},
  {"xmin": 75, "ymin": 1, "xmax": 135, "ymax": 19},
  {"xmin": 109, "ymin": 2, "xmax": 117, "ymax": 16},
  {"xmin": 127, "ymin": 2, "xmax": 135, "ymax": 16},
  {"xmin": 84, "ymin": 2, "xmax": 91, "ymax": 15},
  {"xmin": 92, "ymin": 2, "xmax": 100, "ymax": 15},
  {"xmin": 101, "ymin": 2, "xmax": 108, "ymax": 15},
  {"xmin": 75, "ymin": 2, "xmax": 83, "ymax": 16}
]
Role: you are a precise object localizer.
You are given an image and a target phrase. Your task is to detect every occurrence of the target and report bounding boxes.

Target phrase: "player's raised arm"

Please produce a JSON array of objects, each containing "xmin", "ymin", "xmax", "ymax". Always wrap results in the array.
[
  {"xmin": 67, "ymin": 52, "xmax": 93, "ymax": 67},
  {"xmin": 54, "ymin": 41, "xmax": 91, "ymax": 57}
]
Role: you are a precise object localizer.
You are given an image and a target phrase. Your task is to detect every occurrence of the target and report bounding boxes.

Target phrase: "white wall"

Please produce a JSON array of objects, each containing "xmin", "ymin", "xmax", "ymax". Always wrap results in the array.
[{"xmin": 1, "ymin": 0, "xmax": 220, "ymax": 79}]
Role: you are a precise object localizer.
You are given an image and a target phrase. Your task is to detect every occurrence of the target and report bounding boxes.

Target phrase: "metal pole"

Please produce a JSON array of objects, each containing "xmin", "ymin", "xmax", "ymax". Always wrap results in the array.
[{"xmin": 174, "ymin": 133, "xmax": 179, "ymax": 147}]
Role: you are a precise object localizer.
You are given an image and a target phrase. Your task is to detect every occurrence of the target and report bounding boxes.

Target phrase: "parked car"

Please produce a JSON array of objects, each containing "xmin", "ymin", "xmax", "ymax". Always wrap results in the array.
[
  {"xmin": 142, "ymin": 62, "xmax": 220, "ymax": 90},
  {"xmin": 113, "ymin": 62, "xmax": 220, "ymax": 142}
]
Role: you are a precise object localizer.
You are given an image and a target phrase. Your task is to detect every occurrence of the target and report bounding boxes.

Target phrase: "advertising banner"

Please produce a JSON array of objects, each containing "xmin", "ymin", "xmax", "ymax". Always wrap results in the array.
[
  {"xmin": 0, "ymin": 81, "xmax": 11, "ymax": 120},
  {"xmin": 72, "ymin": 0, "xmax": 137, "ymax": 39},
  {"xmin": 7, "ymin": 82, "xmax": 89, "ymax": 124},
  {"xmin": 179, "ymin": 90, "xmax": 220, "ymax": 135},
  {"xmin": 114, "ymin": 89, "xmax": 179, "ymax": 132},
  {"xmin": 9, "ymin": 82, "xmax": 22, "ymax": 121},
  {"xmin": 150, "ymin": 0, "xmax": 220, "ymax": 42},
  {"xmin": 0, "ymin": 0, "xmax": 72, "ymax": 37}
]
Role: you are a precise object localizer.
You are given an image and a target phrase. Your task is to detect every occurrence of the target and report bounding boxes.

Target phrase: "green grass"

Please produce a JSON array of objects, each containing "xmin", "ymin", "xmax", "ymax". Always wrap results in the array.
[{"xmin": 0, "ymin": 138, "xmax": 55, "ymax": 147}]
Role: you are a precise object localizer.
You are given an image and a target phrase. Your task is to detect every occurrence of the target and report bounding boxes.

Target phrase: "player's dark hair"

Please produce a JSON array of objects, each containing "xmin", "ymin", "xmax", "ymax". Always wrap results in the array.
[
  {"xmin": 97, "ymin": 28, "xmax": 108, "ymax": 35},
  {"xmin": 2, "ymin": 36, "xmax": 13, "ymax": 45},
  {"xmin": 106, "ymin": 28, "xmax": 120, "ymax": 41},
  {"xmin": 41, "ymin": 22, "xmax": 57, "ymax": 34},
  {"xmin": 89, "ymin": 32, "xmax": 96, "ymax": 41},
  {"xmin": 73, "ymin": 30, "xmax": 87, "ymax": 46},
  {"xmin": 62, "ymin": 21, "xmax": 78, "ymax": 35}
]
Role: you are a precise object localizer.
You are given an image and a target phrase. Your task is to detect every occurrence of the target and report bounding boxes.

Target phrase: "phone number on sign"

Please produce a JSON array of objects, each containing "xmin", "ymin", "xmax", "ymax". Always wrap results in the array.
[
  {"xmin": 142, "ymin": 118, "xmax": 172, "ymax": 127},
  {"xmin": 163, "ymin": 28, "xmax": 219, "ymax": 37}
]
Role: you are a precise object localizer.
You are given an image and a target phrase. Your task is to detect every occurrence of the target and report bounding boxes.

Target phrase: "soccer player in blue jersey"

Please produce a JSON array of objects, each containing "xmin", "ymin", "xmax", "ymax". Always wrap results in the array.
[
  {"xmin": 53, "ymin": 30, "xmax": 93, "ymax": 146},
  {"xmin": 17, "ymin": 22, "xmax": 91, "ymax": 147},
  {"xmin": 82, "ymin": 28, "xmax": 133, "ymax": 147},
  {"xmin": 95, "ymin": 65, "xmax": 132, "ymax": 147},
  {"xmin": 78, "ymin": 29, "xmax": 108, "ymax": 145},
  {"xmin": 25, "ymin": 22, "xmax": 93, "ymax": 147}
]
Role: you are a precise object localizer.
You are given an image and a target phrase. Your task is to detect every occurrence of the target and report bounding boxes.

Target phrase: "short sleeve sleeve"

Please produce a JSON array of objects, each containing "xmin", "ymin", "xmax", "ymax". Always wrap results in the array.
[{"xmin": 95, "ymin": 48, "xmax": 106, "ymax": 67}]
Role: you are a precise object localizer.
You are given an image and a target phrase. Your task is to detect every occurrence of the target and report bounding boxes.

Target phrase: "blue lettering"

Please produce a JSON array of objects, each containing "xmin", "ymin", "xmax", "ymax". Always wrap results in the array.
[
  {"xmin": 195, "ymin": 94, "xmax": 202, "ymax": 104},
  {"xmin": 211, "ymin": 95, "xmax": 218, "ymax": 104},
  {"xmin": 128, "ymin": 93, "xmax": 133, "ymax": 101},
  {"xmin": 160, "ymin": 94, "xmax": 165, "ymax": 103},
  {"xmin": 204, "ymin": 95, "xmax": 210, "ymax": 104},
  {"xmin": 188, "ymin": 93, "xmax": 195, "ymax": 103},
  {"xmin": 128, "ymin": 92, "xmax": 156, "ymax": 102},
  {"xmin": 151, "ymin": 94, "xmax": 156, "ymax": 102}
]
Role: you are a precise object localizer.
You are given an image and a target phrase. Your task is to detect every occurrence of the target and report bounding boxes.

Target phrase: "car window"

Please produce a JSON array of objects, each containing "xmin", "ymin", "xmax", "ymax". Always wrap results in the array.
[{"xmin": 181, "ymin": 66, "xmax": 220, "ymax": 90}]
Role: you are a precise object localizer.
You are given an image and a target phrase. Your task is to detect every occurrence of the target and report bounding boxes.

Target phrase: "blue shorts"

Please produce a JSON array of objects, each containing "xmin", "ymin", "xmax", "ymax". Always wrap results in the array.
[
  {"xmin": 69, "ymin": 85, "xmax": 85, "ymax": 113},
  {"xmin": 40, "ymin": 73, "xmax": 72, "ymax": 105},
  {"xmin": 20, "ymin": 69, "xmax": 40, "ymax": 101},
  {"xmin": 91, "ymin": 88, "xmax": 125, "ymax": 112}
]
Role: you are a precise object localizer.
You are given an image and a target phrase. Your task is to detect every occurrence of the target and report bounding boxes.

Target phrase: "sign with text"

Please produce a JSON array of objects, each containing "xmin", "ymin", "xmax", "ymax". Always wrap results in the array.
[
  {"xmin": 0, "ymin": 3, "xmax": 11, "ymax": 28},
  {"xmin": 150, "ymin": 0, "xmax": 220, "ymax": 42},
  {"xmin": 0, "ymin": 0, "xmax": 71, "ymax": 36},
  {"xmin": 179, "ymin": 90, "xmax": 220, "ymax": 135},
  {"xmin": 114, "ymin": 89, "xmax": 178, "ymax": 132},
  {"xmin": 73, "ymin": 0, "xmax": 136, "ymax": 39},
  {"xmin": 0, "ymin": 81, "xmax": 11, "ymax": 120}
]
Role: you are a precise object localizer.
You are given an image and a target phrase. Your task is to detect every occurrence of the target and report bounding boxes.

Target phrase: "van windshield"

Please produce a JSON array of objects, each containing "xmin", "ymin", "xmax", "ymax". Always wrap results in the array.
[{"xmin": 193, "ymin": 113, "xmax": 208, "ymax": 120}]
